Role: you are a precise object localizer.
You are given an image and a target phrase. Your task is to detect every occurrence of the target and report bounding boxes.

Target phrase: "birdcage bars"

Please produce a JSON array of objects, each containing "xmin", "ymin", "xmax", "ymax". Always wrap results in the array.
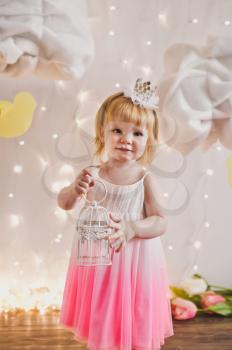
[{"xmin": 76, "ymin": 198, "xmax": 112, "ymax": 266}]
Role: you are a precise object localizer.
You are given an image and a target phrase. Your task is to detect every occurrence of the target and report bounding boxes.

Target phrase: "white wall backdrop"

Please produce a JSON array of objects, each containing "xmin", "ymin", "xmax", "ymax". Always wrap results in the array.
[{"xmin": 0, "ymin": 0, "xmax": 232, "ymax": 309}]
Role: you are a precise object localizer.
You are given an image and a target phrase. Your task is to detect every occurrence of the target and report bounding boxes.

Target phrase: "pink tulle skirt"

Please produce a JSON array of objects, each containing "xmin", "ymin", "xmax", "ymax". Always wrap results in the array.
[{"xmin": 59, "ymin": 236, "xmax": 174, "ymax": 350}]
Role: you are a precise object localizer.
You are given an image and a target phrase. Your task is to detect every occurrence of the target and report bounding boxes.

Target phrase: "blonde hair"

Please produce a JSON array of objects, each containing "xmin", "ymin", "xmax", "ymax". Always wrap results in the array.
[{"xmin": 94, "ymin": 92, "xmax": 159, "ymax": 165}]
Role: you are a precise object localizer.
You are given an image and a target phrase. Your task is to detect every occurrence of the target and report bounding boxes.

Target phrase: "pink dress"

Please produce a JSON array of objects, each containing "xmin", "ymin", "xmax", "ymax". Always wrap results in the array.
[{"xmin": 59, "ymin": 166, "xmax": 174, "ymax": 350}]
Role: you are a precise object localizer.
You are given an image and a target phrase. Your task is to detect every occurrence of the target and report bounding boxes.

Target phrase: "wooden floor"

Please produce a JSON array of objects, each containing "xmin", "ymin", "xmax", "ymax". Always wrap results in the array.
[{"xmin": 0, "ymin": 310, "xmax": 232, "ymax": 350}]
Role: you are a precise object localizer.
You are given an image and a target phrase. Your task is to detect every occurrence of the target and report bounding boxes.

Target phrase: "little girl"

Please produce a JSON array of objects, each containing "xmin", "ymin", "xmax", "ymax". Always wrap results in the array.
[{"xmin": 58, "ymin": 79, "xmax": 174, "ymax": 350}]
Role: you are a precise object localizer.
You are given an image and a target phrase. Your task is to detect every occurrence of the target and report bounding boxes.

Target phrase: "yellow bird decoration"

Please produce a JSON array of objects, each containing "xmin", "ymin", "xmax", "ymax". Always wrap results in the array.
[{"xmin": 0, "ymin": 92, "xmax": 37, "ymax": 138}]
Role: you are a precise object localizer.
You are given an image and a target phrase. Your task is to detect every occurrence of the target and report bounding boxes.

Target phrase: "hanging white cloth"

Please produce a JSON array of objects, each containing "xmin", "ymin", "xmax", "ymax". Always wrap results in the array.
[
  {"xmin": 0, "ymin": 0, "xmax": 94, "ymax": 79},
  {"xmin": 158, "ymin": 36, "xmax": 232, "ymax": 154}
]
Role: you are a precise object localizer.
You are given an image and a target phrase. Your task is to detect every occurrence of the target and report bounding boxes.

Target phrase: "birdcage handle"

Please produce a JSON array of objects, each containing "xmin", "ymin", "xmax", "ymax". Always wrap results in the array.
[{"xmin": 81, "ymin": 178, "xmax": 107, "ymax": 205}]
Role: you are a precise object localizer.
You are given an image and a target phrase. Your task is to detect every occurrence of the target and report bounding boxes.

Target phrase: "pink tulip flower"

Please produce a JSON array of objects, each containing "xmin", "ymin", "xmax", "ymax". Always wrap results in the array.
[
  {"xmin": 200, "ymin": 291, "xmax": 225, "ymax": 310},
  {"xmin": 171, "ymin": 297, "xmax": 198, "ymax": 320}
]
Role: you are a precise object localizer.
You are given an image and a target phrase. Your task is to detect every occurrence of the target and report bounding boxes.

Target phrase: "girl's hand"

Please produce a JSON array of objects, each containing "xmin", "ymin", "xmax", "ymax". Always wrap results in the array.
[
  {"xmin": 72, "ymin": 168, "xmax": 95, "ymax": 197},
  {"xmin": 108, "ymin": 212, "xmax": 135, "ymax": 253}
]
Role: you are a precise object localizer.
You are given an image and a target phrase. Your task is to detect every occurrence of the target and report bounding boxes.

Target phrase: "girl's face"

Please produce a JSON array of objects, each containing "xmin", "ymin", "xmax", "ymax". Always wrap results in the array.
[{"xmin": 101, "ymin": 120, "xmax": 149, "ymax": 163}]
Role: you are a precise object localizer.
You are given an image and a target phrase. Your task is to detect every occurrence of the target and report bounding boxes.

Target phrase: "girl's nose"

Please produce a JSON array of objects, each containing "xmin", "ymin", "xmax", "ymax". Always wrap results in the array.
[{"xmin": 120, "ymin": 138, "xmax": 132, "ymax": 144}]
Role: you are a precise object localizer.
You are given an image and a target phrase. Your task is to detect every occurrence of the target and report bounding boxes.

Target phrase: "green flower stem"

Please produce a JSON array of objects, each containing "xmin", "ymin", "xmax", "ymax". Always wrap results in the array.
[{"xmin": 209, "ymin": 285, "xmax": 232, "ymax": 292}]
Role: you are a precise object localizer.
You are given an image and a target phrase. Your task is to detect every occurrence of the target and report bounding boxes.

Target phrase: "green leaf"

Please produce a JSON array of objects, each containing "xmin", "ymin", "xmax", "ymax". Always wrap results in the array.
[
  {"xmin": 210, "ymin": 289, "xmax": 232, "ymax": 297},
  {"xmin": 207, "ymin": 302, "xmax": 232, "ymax": 316},
  {"xmin": 192, "ymin": 273, "xmax": 203, "ymax": 279},
  {"xmin": 170, "ymin": 287, "xmax": 202, "ymax": 307},
  {"xmin": 209, "ymin": 285, "xmax": 232, "ymax": 293},
  {"xmin": 170, "ymin": 286, "xmax": 190, "ymax": 299},
  {"xmin": 189, "ymin": 295, "xmax": 201, "ymax": 307}
]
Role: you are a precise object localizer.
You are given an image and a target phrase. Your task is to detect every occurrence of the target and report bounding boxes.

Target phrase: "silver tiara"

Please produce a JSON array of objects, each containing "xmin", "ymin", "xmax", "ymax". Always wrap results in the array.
[{"xmin": 123, "ymin": 78, "xmax": 159, "ymax": 110}]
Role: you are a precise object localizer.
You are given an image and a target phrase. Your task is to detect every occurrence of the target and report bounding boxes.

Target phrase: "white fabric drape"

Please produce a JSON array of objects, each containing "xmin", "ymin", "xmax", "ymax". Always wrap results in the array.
[
  {"xmin": 158, "ymin": 36, "xmax": 232, "ymax": 154},
  {"xmin": 0, "ymin": 0, "xmax": 94, "ymax": 79}
]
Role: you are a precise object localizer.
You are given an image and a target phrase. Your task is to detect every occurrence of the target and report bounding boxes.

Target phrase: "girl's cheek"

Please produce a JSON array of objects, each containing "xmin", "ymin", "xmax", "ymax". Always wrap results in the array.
[{"xmin": 112, "ymin": 135, "xmax": 120, "ymax": 142}]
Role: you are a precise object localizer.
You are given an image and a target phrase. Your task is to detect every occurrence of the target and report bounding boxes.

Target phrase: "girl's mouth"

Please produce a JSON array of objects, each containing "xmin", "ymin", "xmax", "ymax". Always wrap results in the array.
[{"xmin": 116, "ymin": 148, "xmax": 132, "ymax": 152}]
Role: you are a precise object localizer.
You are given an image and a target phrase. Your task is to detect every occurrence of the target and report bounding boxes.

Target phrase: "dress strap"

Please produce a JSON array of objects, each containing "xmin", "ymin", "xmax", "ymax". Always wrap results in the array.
[{"xmin": 141, "ymin": 170, "xmax": 151, "ymax": 182}]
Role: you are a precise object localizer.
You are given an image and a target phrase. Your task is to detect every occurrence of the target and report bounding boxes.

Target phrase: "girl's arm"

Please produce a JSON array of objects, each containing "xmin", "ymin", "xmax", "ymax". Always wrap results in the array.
[
  {"xmin": 125, "ymin": 215, "xmax": 167, "ymax": 240},
  {"xmin": 109, "ymin": 173, "xmax": 167, "ymax": 250},
  {"xmin": 132, "ymin": 172, "xmax": 167, "ymax": 239},
  {"xmin": 57, "ymin": 167, "xmax": 94, "ymax": 210},
  {"xmin": 57, "ymin": 182, "xmax": 81, "ymax": 210}
]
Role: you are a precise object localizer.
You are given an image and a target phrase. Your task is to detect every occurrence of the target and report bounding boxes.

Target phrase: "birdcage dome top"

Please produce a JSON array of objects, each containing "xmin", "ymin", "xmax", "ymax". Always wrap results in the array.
[{"xmin": 78, "ymin": 203, "xmax": 109, "ymax": 228}]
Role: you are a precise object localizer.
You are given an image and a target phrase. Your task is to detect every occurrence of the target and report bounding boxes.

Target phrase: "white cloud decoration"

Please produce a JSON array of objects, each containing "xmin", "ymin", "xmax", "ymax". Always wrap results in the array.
[
  {"xmin": 158, "ymin": 36, "xmax": 232, "ymax": 154},
  {"xmin": 0, "ymin": 0, "xmax": 94, "ymax": 79}
]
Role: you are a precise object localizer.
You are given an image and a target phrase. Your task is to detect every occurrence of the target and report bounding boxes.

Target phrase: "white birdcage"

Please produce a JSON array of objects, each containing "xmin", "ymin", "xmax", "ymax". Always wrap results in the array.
[{"xmin": 76, "ymin": 178, "xmax": 112, "ymax": 266}]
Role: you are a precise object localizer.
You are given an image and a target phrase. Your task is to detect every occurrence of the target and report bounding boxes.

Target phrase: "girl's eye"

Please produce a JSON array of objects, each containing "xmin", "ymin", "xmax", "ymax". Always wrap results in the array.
[{"xmin": 112, "ymin": 129, "xmax": 143, "ymax": 136}]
